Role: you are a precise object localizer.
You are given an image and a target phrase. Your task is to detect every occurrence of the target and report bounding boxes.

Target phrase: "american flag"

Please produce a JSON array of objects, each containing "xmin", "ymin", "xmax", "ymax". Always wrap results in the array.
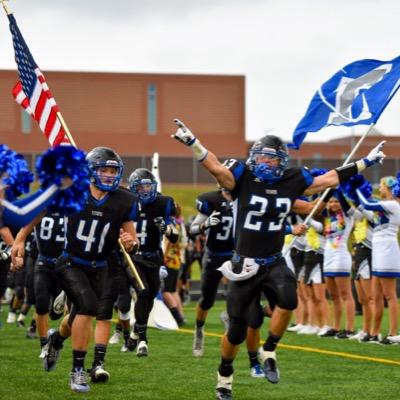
[{"xmin": 8, "ymin": 14, "xmax": 70, "ymax": 146}]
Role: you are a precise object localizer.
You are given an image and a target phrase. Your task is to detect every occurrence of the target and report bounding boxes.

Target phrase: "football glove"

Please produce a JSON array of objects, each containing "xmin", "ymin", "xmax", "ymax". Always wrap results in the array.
[
  {"xmin": 154, "ymin": 216, "xmax": 167, "ymax": 234},
  {"xmin": 171, "ymin": 119, "xmax": 208, "ymax": 161},
  {"xmin": 203, "ymin": 211, "xmax": 221, "ymax": 229},
  {"xmin": 363, "ymin": 140, "xmax": 386, "ymax": 166}
]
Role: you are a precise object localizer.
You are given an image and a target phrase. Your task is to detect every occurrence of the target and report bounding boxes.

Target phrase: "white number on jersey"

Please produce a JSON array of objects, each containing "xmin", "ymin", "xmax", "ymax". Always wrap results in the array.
[
  {"xmin": 216, "ymin": 216, "xmax": 234, "ymax": 240},
  {"xmin": 76, "ymin": 220, "xmax": 110, "ymax": 253},
  {"xmin": 243, "ymin": 195, "xmax": 291, "ymax": 232},
  {"xmin": 39, "ymin": 217, "xmax": 64, "ymax": 242}
]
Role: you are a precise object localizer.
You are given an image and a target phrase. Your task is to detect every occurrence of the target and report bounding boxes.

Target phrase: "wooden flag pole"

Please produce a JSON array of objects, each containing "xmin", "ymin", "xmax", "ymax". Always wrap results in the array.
[{"xmin": 284, "ymin": 123, "xmax": 375, "ymax": 256}]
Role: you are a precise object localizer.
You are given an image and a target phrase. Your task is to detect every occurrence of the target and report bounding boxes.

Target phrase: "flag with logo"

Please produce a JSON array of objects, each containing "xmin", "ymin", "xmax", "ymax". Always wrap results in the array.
[
  {"xmin": 8, "ymin": 13, "xmax": 70, "ymax": 146},
  {"xmin": 289, "ymin": 56, "xmax": 400, "ymax": 149}
]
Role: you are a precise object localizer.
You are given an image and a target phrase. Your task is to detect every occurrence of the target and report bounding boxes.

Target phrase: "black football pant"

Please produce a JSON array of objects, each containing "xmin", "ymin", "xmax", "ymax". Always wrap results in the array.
[
  {"xmin": 198, "ymin": 252, "xmax": 230, "ymax": 311},
  {"xmin": 226, "ymin": 258, "xmax": 297, "ymax": 345},
  {"xmin": 34, "ymin": 261, "xmax": 62, "ymax": 315}
]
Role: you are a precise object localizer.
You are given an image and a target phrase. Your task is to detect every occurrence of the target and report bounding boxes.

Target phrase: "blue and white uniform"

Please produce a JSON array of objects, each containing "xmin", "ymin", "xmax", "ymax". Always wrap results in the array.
[
  {"xmin": 357, "ymin": 190, "xmax": 400, "ymax": 277},
  {"xmin": 322, "ymin": 193, "xmax": 355, "ymax": 277}
]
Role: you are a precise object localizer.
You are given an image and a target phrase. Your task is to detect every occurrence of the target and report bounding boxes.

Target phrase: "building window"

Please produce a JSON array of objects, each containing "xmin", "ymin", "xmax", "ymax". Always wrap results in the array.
[
  {"xmin": 21, "ymin": 109, "xmax": 31, "ymax": 134},
  {"xmin": 147, "ymin": 83, "xmax": 157, "ymax": 135}
]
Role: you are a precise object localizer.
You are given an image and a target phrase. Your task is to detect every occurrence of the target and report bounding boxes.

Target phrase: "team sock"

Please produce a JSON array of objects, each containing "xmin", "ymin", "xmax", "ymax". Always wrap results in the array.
[
  {"xmin": 72, "ymin": 350, "xmax": 87, "ymax": 371},
  {"xmin": 263, "ymin": 331, "xmax": 281, "ymax": 352},
  {"xmin": 93, "ymin": 344, "xmax": 107, "ymax": 366},
  {"xmin": 218, "ymin": 358, "xmax": 234, "ymax": 377},
  {"xmin": 248, "ymin": 351, "xmax": 259, "ymax": 367}
]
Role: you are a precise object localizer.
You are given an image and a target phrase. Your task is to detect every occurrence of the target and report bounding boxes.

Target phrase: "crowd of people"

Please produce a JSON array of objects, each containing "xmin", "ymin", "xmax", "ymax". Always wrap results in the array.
[{"xmin": 0, "ymin": 120, "xmax": 399, "ymax": 399}]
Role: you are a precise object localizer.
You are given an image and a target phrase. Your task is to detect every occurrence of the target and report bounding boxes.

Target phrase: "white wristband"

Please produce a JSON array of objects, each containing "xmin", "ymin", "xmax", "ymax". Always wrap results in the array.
[{"xmin": 191, "ymin": 139, "xmax": 208, "ymax": 161}]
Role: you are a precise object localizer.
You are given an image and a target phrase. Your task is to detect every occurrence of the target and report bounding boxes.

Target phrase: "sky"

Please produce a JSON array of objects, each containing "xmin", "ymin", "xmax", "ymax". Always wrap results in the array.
[{"xmin": 0, "ymin": 0, "xmax": 400, "ymax": 144}]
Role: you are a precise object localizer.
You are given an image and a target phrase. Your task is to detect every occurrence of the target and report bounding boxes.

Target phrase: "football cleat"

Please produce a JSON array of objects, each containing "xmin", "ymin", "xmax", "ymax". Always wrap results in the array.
[
  {"xmin": 216, "ymin": 372, "xmax": 233, "ymax": 400},
  {"xmin": 90, "ymin": 362, "xmax": 110, "ymax": 383},
  {"xmin": 43, "ymin": 329, "xmax": 63, "ymax": 372},
  {"xmin": 250, "ymin": 363, "xmax": 265, "ymax": 378},
  {"xmin": 109, "ymin": 330, "xmax": 121, "ymax": 344},
  {"xmin": 136, "ymin": 341, "xmax": 148, "ymax": 357},
  {"xmin": 192, "ymin": 326, "xmax": 205, "ymax": 357},
  {"xmin": 124, "ymin": 333, "xmax": 139, "ymax": 352},
  {"xmin": 216, "ymin": 388, "xmax": 233, "ymax": 400},
  {"xmin": 259, "ymin": 348, "xmax": 280, "ymax": 384},
  {"xmin": 70, "ymin": 368, "xmax": 90, "ymax": 393}
]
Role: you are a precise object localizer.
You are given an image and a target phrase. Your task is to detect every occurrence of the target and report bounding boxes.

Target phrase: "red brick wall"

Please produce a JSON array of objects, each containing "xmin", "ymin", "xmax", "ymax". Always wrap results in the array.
[{"xmin": 0, "ymin": 70, "xmax": 247, "ymax": 158}]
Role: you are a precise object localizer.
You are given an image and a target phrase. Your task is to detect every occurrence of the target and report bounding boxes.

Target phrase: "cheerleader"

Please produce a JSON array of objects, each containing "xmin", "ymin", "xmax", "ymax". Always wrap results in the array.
[
  {"xmin": 318, "ymin": 190, "xmax": 356, "ymax": 338},
  {"xmin": 356, "ymin": 176, "xmax": 400, "ymax": 344}
]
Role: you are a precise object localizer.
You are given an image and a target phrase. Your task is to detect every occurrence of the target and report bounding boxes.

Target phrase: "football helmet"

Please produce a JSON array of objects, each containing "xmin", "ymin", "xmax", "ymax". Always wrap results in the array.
[
  {"xmin": 128, "ymin": 168, "xmax": 158, "ymax": 204},
  {"xmin": 248, "ymin": 135, "xmax": 289, "ymax": 182},
  {"xmin": 86, "ymin": 147, "xmax": 123, "ymax": 192}
]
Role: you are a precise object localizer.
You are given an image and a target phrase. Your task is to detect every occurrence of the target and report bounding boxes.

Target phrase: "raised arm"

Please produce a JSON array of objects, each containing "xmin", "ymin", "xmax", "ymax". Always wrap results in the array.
[
  {"xmin": 171, "ymin": 119, "xmax": 236, "ymax": 190},
  {"xmin": 304, "ymin": 141, "xmax": 386, "ymax": 195}
]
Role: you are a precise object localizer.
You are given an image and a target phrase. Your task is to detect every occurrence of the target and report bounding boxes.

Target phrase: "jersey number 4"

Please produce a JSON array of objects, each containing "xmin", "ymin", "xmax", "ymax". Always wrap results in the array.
[
  {"xmin": 244, "ymin": 195, "xmax": 291, "ymax": 232},
  {"xmin": 76, "ymin": 220, "xmax": 110, "ymax": 253}
]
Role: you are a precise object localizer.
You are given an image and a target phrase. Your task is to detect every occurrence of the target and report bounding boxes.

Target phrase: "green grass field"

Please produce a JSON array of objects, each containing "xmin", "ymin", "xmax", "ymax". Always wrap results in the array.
[{"xmin": 1, "ymin": 301, "xmax": 399, "ymax": 400}]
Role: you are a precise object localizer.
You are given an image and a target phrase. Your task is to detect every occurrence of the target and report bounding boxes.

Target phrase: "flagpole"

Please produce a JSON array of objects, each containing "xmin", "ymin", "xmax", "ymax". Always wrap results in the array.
[
  {"xmin": 0, "ymin": 0, "xmax": 77, "ymax": 148},
  {"xmin": 284, "ymin": 123, "xmax": 375, "ymax": 256}
]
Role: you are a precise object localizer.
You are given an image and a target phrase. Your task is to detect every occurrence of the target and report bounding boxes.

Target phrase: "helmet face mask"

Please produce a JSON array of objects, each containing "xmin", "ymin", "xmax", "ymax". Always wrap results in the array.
[
  {"xmin": 128, "ymin": 168, "xmax": 158, "ymax": 204},
  {"xmin": 86, "ymin": 147, "xmax": 123, "ymax": 192},
  {"xmin": 248, "ymin": 135, "xmax": 289, "ymax": 182}
]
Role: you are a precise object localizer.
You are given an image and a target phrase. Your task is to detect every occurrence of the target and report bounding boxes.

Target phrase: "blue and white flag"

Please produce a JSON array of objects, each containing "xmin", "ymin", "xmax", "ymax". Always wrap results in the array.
[{"xmin": 289, "ymin": 56, "xmax": 400, "ymax": 149}]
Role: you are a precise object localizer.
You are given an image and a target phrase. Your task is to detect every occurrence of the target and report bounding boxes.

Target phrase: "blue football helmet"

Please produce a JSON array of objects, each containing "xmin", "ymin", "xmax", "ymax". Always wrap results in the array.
[
  {"xmin": 248, "ymin": 135, "xmax": 289, "ymax": 182},
  {"xmin": 128, "ymin": 168, "xmax": 158, "ymax": 204},
  {"xmin": 86, "ymin": 147, "xmax": 123, "ymax": 192}
]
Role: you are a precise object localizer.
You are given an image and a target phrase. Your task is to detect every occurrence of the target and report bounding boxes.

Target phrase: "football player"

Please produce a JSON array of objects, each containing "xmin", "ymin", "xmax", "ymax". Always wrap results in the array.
[
  {"xmin": 12, "ymin": 147, "xmax": 139, "ymax": 393},
  {"xmin": 171, "ymin": 118, "xmax": 385, "ymax": 400},
  {"xmin": 125, "ymin": 168, "xmax": 178, "ymax": 357}
]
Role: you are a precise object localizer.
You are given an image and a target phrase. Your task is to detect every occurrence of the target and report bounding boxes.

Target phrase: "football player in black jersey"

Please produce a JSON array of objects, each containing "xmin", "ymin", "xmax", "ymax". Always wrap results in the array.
[
  {"xmin": 171, "ymin": 119, "xmax": 385, "ymax": 400},
  {"xmin": 190, "ymin": 188, "xmax": 234, "ymax": 357},
  {"xmin": 191, "ymin": 188, "xmax": 268, "ymax": 378},
  {"xmin": 126, "ymin": 168, "xmax": 178, "ymax": 357},
  {"xmin": 12, "ymin": 147, "xmax": 139, "ymax": 393},
  {"xmin": 34, "ymin": 213, "xmax": 64, "ymax": 355}
]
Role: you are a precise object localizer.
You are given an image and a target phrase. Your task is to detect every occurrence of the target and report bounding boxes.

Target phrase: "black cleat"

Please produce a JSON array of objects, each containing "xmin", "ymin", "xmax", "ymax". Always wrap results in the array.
[
  {"xmin": 90, "ymin": 363, "xmax": 110, "ymax": 383},
  {"xmin": 216, "ymin": 387, "xmax": 233, "ymax": 400},
  {"xmin": 259, "ymin": 348, "xmax": 280, "ymax": 384},
  {"xmin": 43, "ymin": 329, "xmax": 63, "ymax": 372}
]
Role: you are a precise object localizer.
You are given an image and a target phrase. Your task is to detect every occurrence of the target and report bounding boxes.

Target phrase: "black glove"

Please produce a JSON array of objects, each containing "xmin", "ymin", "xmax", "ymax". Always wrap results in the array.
[{"xmin": 154, "ymin": 216, "xmax": 167, "ymax": 234}]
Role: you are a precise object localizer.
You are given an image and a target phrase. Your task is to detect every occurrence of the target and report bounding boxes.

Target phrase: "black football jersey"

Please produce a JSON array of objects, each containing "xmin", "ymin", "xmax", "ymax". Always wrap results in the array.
[
  {"xmin": 64, "ymin": 188, "xmax": 139, "ymax": 262},
  {"xmin": 227, "ymin": 160, "xmax": 313, "ymax": 258},
  {"xmin": 34, "ymin": 212, "xmax": 65, "ymax": 258},
  {"xmin": 196, "ymin": 191, "xmax": 234, "ymax": 254},
  {"xmin": 135, "ymin": 195, "xmax": 176, "ymax": 253}
]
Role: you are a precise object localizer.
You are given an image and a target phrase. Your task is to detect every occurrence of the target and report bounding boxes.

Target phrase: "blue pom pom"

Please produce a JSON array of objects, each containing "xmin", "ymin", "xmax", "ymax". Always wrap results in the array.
[
  {"xmin": 310, "ymin": 168, "xmax": 328, "ymax": 177},
  {"xmin": 393, "ymin": 172, "xmax": 400, "ymax": 198},
  {"xmin": 36, "ymin": 146, "xmax": 90, "ymax": 215},
  {"xmin": 340, "ymin": 174, "xmax": 372, "ymax": 202},
  {"xmin": 0, "ymin": 145, "xmax": 34, "ymax": 201}
]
